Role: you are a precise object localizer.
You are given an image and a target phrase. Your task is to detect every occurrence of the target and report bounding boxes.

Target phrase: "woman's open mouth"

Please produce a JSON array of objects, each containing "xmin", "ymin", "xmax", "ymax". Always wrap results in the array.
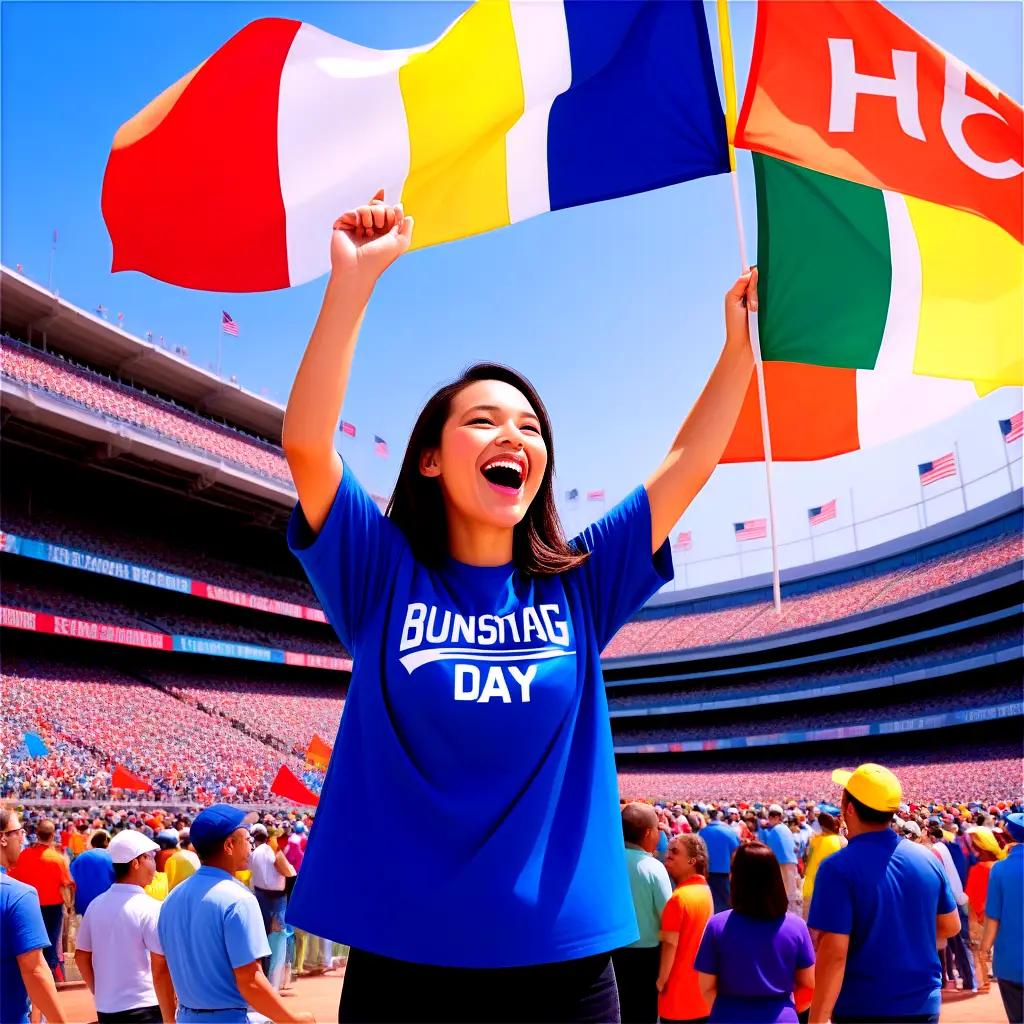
[{"xmin": 480, "ymin": 457, "xmax": 526, "ymax": 496}]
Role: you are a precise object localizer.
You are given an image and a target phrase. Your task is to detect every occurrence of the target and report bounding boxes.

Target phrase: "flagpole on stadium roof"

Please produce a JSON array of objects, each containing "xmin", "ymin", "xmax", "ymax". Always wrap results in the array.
[{"xmin": 716, "ymin": 0, "xmax": 782, "ymax": 613}]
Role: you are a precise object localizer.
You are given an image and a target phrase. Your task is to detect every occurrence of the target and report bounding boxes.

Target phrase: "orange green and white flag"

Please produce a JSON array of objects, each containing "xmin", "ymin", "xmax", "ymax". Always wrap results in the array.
[{"xmin": 734, "ymin": 0, "xmax": 1022, "ymax": 395}]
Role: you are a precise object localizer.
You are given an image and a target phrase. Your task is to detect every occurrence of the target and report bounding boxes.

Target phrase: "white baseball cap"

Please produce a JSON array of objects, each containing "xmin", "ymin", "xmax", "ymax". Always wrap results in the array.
[
  {"xmin": 768, "ymin": 804, "xmax": 784, "ymax": 815},
  {"xmin": 902, "ymin": 820, "xmax": 922, "ymax": 837},
  {"xmin": 108, "ymin": 830, "xmax": 160, "ymax": 864}
]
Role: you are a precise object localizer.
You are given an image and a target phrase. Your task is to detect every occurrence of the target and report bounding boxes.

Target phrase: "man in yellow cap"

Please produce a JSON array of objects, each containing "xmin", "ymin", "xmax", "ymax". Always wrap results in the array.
[{"xmin": 807, "ymin": 763, "xmax": 962, "ymax": 1024}]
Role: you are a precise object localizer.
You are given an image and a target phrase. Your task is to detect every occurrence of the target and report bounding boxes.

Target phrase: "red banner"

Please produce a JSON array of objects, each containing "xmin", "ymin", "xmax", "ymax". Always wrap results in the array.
[
  {"xmin": 112, "ymin": 765, "xmax": 152, "ymax": 791},
  {"xmin": 270, "ymin": 765, "xmax": 320, "ymax": 806}
]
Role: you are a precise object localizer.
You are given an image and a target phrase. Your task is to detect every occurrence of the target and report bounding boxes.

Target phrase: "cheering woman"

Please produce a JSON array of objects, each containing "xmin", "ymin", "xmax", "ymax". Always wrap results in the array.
[{"xmin": 282, "ymin": 193, "xmax": 757, "ymax": 1024}]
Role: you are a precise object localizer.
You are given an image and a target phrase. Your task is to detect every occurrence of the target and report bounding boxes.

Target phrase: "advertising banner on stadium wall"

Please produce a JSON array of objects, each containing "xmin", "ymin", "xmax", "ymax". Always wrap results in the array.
[
  {"xmin": 0, "ymin": 604, "xmax": 351, "ymax": 671},
  {"xmin": 2, "ymin": 531, "xmax": 328, "ymax": 622}
]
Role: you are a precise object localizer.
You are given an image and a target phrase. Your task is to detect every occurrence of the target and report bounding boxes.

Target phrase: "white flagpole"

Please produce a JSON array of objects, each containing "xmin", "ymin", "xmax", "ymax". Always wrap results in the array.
[
  {"xmin": 217, "ymin": 313, "xmax": 224, "ymax": 378},
  {"xmin": 718, "ymin": 0, "xmax": 782, "ymax": 614},
  {"xmin": 953, "ymin": 441, "xmax": 967, "ymax": 513}
]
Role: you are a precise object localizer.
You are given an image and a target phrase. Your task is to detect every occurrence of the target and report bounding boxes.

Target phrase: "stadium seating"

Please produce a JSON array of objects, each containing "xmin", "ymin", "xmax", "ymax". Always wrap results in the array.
[{"xmin": 1, "ymin": 335, "xmax": 291, "ymax": 483}]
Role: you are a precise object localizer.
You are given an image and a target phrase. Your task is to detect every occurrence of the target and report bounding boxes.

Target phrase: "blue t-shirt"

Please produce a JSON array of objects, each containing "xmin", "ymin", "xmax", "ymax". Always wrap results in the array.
[
  {"xmin": 158, "ymin": 867, "xmax": 271, "ymax": 1019},
  {"xmin": 766, "ymin": 823, "xmax": 797, "ymax": 866},
  {"xmin": 701, "ymin": 821, "xmax": 741, "ymax": 874},
  {"xmin": 694, "ymin": 910, "xmax": 814, "ymax": 1024},
  {"xmin": 1, "ymin": 872, "xmax": 50, "ymax": 1024},
  {"xmin": 70, "ymin": 849, "xmax": 114, "ymax": 914},
  {"xmin": 287, "ymin": 468, "xmax": 672, "ymax": 967},
  {"xmin": 808, "ymin": 829, "xmax": 956, "ymax": 1018},
  {"xmin": 986, "ymin": 845, "xmax": 1023, "ymax": 984}
]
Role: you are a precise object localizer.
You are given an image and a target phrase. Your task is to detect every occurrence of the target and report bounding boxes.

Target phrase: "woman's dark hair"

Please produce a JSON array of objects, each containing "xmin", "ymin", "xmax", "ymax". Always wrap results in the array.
[
  {"xmin": 817, "ymin": 812, "xmax": 839, "ymax": 834},
  {"xmin": 387, "ymin": 363, "xmax": 589, "ymax": 575},
  {"xmin": 729, "ymin": 842, "xmax": 788, "ymax": 919},
  {"xmin": 843, "ymin": 790, "xmax": 894, "ymax": 826}
]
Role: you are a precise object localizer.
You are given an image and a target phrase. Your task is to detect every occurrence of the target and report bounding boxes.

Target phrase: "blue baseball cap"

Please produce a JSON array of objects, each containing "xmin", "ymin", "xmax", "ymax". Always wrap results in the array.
[
  {"xmin": 1005, "ymin": 813, "xmax": 1024, "ymax": 844},
  {"xmin": 190, "ymin": 805, "xmax": 257, "ymax": 849}
]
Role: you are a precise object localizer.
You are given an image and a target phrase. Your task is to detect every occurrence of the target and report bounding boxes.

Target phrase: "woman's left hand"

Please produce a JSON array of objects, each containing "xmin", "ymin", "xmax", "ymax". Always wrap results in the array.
[{"xmin": 724, "ymin": 266, "xmax": 758, "ymax": 347}]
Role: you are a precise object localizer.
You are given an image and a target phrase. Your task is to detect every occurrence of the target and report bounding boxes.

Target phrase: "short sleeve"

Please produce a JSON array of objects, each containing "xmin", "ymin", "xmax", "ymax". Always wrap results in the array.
[
  {"xmin": 793, "ymin": 916, "xmax": 816, "ymax": 969},
  {"xmin": 569, "ymin": 486, "xmax": 673, "ymax": 650},
  {"xmin": 287, "ymin": 464, "xmax": 408, "ymax": 651},
  {"xmin": 142, "ymin": 902, "xmax": 164, "ymax": 955},
  {"xmin": 74, "ymin": 903, "xmax": 93, "ymax": 952},
  {"xmin": 223, "ymin": 897, "xmax": 272, "ymax": 969},
  {"xmin": 985, "ymin": 865, "xmax": 1002, "ymax": 921},
  {"xmin": 648, "ymin": 861, "xmax": 673, "ymax": 915},
  {"xmin": 9, "ymin": 889, "xmax": 50, "ymax": 957},
  {"xmin": 693, "ymin": 918, "xmax": 720, "ymax": 975},
  {"xmin": 807, "ymin": 856, "xmax": 853, "ymax": 935},
  {"xmin": 660, "ymin": 893, "xmax": 683, "ymax": 936}
]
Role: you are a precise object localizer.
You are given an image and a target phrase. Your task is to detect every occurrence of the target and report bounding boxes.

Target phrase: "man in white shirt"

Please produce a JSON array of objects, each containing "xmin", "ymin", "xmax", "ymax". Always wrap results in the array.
[
  {"xmin": 248, "ymin": 824, "xmax": 292, "ymax": 975},
  {"xmin": 75, "ymin": 830, "xmax": 177, "ymax": 1023}
]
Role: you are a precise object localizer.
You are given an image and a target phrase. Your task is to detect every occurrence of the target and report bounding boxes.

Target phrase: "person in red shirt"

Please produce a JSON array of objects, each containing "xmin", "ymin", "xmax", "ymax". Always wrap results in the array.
[
  {"xmin": 658, "ymin": 834, "xmax": 714, "ymax": 1024},
  {"xmin": 8, "ymin": 820, "xmax": 74, "ymax": 979}
]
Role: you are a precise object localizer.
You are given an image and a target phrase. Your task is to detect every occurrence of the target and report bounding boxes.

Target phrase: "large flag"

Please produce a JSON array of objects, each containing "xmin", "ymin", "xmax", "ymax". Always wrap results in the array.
[
  {"xmin": 111, "ymin": 765, "xmax": 152, "ymax": 791},
  {"xmin": 271, "ymin": 765, "xmax": 321, "ymax": 806},
  {"xmin": 734, "ymin": 0, "xmax": 1022, "ymax": 393},
  {"xmin": 305, "ymin": 735, "xmax": 332, "ymax": 771},
  {"xmin": 721, "ymin": 155, "xmax": 982, "ymax": 463},
  {"xmin": 102, "ymin": 2, "xmax": 729, "ymax": 292}
]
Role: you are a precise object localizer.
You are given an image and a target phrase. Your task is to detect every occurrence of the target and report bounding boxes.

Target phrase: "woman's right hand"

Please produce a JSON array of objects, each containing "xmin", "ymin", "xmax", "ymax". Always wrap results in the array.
[{"xmin": 331, "ymin": 189, "xmax": 414, "ymax": 281}]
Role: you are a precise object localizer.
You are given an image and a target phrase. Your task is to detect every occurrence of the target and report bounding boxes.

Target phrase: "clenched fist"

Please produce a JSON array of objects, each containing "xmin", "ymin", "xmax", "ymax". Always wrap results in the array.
[{"xmin": 331, "ymin": 189, "xmax": 413, "ymax": 281}]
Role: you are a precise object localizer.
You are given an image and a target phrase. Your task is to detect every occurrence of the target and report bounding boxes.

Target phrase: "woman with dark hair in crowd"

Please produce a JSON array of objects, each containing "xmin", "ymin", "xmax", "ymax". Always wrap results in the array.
[
  {"xmin": 695, "ymin": 842, "xmax": 815, "ymax": 1023},
  {"xmin": 282, "ymin": 192, "xmax": 757, "ymax": 1023}
]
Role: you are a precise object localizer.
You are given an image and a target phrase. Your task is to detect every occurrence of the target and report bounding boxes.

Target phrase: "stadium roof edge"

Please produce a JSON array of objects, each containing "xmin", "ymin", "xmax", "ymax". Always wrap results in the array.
[
  {"xmin": 0, "ymin": 265, "xmax": 286, "ymax": 441},
  {"xmin": 644, "ymin": 488, "xmax": 1022, "ymax": 614}
]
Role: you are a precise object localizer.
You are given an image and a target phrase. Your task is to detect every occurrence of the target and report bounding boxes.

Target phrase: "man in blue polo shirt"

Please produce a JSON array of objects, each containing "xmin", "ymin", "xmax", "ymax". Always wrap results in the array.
[
  {"xmin": 981, "ymin": 812, "xmax": 1023, "ymax": 1024},
  {"xmin": 764, "ymin": 804, "xmax": 800, "ymax": 913},
  {"xmin": 158, "ymin": 805, "xmax": 313, "ymax": 1024},
  {"xmin": 69, "ymin": 831, "xmax": 114, "ymax": 916},
  {"xmin": 808, "ymin": 763, "xmax": 961, "ymax": 1024},
  {"xmin": 700, "ymin": 810, "xmax": 740, "ymax": 914}
]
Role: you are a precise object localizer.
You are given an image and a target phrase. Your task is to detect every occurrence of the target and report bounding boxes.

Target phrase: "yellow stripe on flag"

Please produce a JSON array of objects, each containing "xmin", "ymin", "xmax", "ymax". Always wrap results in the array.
[
  {"xmin": 909, "ymin": 197, "xmax": 1024, "ymax": 390},
  {"xmin": 400, "ymin": 1, "xmax": 524, "ymax": 250},
  {"xmin": 715, "ymin": 0, "xmax": 739, "ymax": 170}
]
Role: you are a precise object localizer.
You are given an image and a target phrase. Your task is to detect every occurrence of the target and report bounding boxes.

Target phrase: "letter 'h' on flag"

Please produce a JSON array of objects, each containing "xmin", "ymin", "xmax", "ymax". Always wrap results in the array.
[{"xmin": 101, "ymin": 1, "xmax": 729, "ymax": 291}]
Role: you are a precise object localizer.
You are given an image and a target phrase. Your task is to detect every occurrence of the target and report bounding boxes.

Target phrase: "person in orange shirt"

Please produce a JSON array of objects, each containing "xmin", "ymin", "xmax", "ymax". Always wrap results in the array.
[
  {"xmin": 8, "ymin": 820, "xmax": 74, "ymax": 979},
  {"xmin": 965, "ymin": 827, "xmax": 1007, "ymax": 993},
  {"xmin": 658, "ymin": 834, "xmax": 714, "ymax": 1024},
  {"xmin": 67, "ymin": 823, "xmax": 89, "ymax": 860}
]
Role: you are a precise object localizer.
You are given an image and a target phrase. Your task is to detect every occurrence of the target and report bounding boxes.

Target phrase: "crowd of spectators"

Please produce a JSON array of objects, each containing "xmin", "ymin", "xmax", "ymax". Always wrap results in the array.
[
  {"xmin": 617, "ymin": 741, "xmax": 1024, "ymax": 804},
  {"xmin": 1, "ymin": 509, "xmax": 317, "ymax": 607},
  {"xmin": 604, "ymin": 529, "xmax": 1022, "ymax": 658},
  {"xmin": 1, "ymin": 578, "xmax": 347, "ymax": 659},
  {"xmin": 607, "ymin": 627, "xmax": 1020, "ymax": 711},
  {"xmin": 613, "ymin": 681, "xmax": 1021, "ymax": 745},
  {"xmin": 1, "ymin": 658, "xmax": 313, "ymax": 804},
  {"xmin": 0, "ymin": 335, "xmax": 291, "ymax": 484}
]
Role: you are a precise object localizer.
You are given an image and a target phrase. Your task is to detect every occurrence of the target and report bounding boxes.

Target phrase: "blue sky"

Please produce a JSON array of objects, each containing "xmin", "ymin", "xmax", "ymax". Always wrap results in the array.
[{"xmin": 2, "ymin": 1, "xmax": 1021, "ymax": 588}]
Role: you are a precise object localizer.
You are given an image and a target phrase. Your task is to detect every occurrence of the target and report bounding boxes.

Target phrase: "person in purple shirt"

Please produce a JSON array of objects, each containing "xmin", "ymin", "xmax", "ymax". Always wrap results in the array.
[{"xmin": 695, "ymin": 843, "xmax": 815, "ymax": 1023}]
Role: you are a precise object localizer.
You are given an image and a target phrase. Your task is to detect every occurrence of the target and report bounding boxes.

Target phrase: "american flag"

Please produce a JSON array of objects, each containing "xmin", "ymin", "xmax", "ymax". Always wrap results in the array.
[
  {"xmin": 999, "ymin": 412, "xmax": 1023, "ymax": 444},
  {"xmin": 96, "ymin": 304, "xmax": 108, "ymax": 319},
  {"xmin": 673, "ymin": 531, "xmax": 693, "ymax": 551},
  {"xmin": 221, "ymin": 310, "xmax": 240, "ymax": 336},
  {"xmin": 918, "ymin": 452, "xmax": 957, "ymax": 486},
  {"xmin": 587, "ymin": 489, "xmax": 605, "ymax": 502},
  {"xmin": 340, "ymin": 421, "xmax": 357, "ymax": 438},
  {"xmin": 808, "ymin": 499, "xmax": 837, "ymax": 527},
  {"xmin": 374, "ymin": 435, "xmax": 389, "ymax": 458},
  {"xmin": 565, "ymin": 488, "xmax": 579, "ymax": 504},
  {"xmin": 734, "ymin": 519, "xmax": 767, "ymax": 541}
]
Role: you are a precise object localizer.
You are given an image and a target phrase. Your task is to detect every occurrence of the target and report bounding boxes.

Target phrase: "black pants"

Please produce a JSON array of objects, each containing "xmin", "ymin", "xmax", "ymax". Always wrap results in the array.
[
  {"xmin": 610, "ymin": 946, "xmax": 659, "ymax": 1024},
  {"xmin": 97, "ymin": 1007, "xmax": 162, "ymax": 1023},
  {"xmin": 999, "ymin": 979, "xmax": 1024, "ymax": 1024},
  {"xmin": 339, "ymin": 947, "xmax": 620, "ymax": 1023}
]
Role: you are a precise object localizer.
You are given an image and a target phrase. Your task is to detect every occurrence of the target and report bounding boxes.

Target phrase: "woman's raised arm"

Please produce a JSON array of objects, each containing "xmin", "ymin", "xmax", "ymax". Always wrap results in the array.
[
  {"xmin": 644, "ymin": 269, "xmax": 757, "ymax": 554},
  {"xmin": 282, "ymin": 191, "xmax": 413, "ymax": 535}
]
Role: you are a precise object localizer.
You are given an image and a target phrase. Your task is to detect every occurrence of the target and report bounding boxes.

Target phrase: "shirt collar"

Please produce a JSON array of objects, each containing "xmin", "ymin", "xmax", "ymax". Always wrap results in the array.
[
  {"xmin": 625, "ymin": 843, "xmax": 648, "ymax": 853},
  {"xmin": 849, "ymin": 828, "xmax": 900, "ymax": 846},
  {"xmin": 677, "ymin": 875, "xmax": 709, "ymax": 888}
]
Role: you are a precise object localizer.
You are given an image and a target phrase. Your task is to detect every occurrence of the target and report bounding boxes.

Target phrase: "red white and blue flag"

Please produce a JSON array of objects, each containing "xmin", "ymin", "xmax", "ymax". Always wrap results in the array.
[
  {"xmin": 673, "ymin": 531, "xmax": 693, "ymax": 551},
  {"xmin": 340, "ymin": 421, "xmax": 357, "ymax": 438},
  {"xmin": 999, "ymin": 412, "xmax": 1023, "ymax": 444},
  {"xmin": 918, "ymin": 452, "xmax": 957, "ymax": 486},
  {"xmin": 221, "ymin": 310, "xmax": 240, "ymax": 336},
  {"xmin": 374, "ymin": 435, "xmax": 389, "ymax": 458},
  {"xmin": 808, "ymin": 499, "xmax": 837, "ymax": 527},
  {"xmin": 734, "ymin": 519, "xmax": 767, "ymax": 541}
]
